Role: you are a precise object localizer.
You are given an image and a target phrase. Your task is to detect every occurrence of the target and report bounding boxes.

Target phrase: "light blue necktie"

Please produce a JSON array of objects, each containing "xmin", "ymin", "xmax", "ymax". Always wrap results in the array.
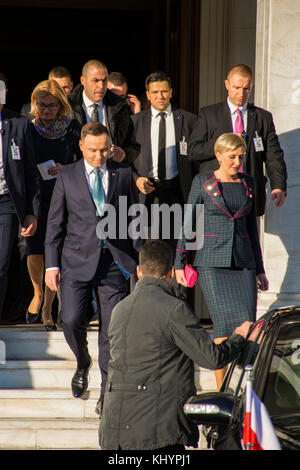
[{"xmin": 92, "ymin": 168, "xmax": 105, "ymax": 217}]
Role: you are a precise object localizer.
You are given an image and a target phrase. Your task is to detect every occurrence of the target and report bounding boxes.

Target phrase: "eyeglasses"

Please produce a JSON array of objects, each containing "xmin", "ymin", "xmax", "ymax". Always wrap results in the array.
[{"xmin": 37, "ymin": 102, "xmax": 59, "ymax": 110}]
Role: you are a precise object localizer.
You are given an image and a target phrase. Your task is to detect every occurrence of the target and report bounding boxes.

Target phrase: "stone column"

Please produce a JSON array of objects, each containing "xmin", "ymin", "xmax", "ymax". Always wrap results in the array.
[{"xmin": 256, "ymin": 0, "xmax": 300, "ymax": 314}]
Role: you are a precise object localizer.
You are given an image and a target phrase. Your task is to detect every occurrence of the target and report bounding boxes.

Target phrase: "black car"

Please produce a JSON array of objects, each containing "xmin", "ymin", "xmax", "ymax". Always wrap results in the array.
[{"xmin": 184, "ymin": 306, "xmax": 300, "ymax": 450}]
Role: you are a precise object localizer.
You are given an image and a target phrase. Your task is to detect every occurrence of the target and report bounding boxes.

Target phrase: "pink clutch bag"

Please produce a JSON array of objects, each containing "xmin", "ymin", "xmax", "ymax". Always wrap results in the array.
[{"xmin": 184, "ymin": 265, "xmax": 197, "ymax": 288}]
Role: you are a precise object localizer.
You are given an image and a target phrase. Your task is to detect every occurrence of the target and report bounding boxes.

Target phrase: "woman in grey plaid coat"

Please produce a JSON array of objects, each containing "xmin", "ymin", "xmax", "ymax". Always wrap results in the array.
[{"xmin": 175, "ymin": 133, "xmax": 268, "ymax": 389}]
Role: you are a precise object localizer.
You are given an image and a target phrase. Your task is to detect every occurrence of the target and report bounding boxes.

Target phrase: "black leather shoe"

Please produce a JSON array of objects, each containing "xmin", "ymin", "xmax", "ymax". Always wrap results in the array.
[
  {"xmin": 71, "ymin": 358, "xmax": 92, "ymax": 398},
  {"xmin": 95, "ymin": 394, "xmax": 104, "ymax": 417},
  {"xmin": 26, "ymin": 311, "xmax": 41, "ymax": 324}
]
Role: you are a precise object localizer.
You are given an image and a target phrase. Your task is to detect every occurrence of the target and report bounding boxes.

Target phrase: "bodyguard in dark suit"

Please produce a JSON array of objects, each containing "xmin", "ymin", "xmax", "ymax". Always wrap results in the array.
[
  {"xmin": 0, "ymin": 73, "xmax": 40, "ymax": 318},
  {"xmin": 68, "ymin": 59, "xmax": 139, "ymax": 166},
  {"xmin": 187, "ymin": 64, "xmax": 287, "ymax": 216},
  {"xmin": 131, "ymin": 71, "xmax": 197, "ymax": 252},
  {"xmin": 45, "ymin": 122, "xmax": 141, "ymax": 415}
]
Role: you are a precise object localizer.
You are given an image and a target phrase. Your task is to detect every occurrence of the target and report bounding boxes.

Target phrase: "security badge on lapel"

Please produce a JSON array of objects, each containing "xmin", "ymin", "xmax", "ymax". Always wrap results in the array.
[
  {"xmin": 179, "ymin": 136, "xmax": 188, "ymax": 156},
  {"xmin": 253, "ymin": 131, "xmax": 264, "ymax": 152},
  {"xmin": 11, "ymin": 139, "xmax": 21, "ymax": 160}
]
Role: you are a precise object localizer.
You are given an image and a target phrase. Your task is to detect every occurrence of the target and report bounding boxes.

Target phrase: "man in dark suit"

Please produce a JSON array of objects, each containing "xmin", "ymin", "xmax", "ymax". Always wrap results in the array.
[
  {"xmin": 68, "ymin": 59, "xmax": 139, "ymax": 165},
  {"xmin": 0, "ymin": 73, "xmax": 40, "ymax": 319},
  {"xmin": 187, "ymin": 64, "xmax": 287, "ymax": 216},
  {"xmin": 131, "ymin": 71, "xmax": 197, "ymax": 252},
  {"xmin": 45, "ymin": 122, "xmax": 141, "ymax": 416}
]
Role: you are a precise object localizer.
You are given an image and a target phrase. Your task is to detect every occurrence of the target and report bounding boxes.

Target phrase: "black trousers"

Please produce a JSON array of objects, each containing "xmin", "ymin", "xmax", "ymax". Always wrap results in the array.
[
  {"xmin": 144, "ymin": 176, "xmax": 184, "ymax": 255},
  {"xmin": 60, "ymin": 250, "xmax": 130, "ymax": 395},
  {"xmin": 0, "ymin": 194, "xmax": 19, "ymax": 318}
]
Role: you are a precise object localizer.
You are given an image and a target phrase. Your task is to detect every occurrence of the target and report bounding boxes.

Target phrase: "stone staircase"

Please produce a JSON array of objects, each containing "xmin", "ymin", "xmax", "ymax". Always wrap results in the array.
[{"xmin": 0, "ymin": 324, "xmax": 216, "ymax": 450}]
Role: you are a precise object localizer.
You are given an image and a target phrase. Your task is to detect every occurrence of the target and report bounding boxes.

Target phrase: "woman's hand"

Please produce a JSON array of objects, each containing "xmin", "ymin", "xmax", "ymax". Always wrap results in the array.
[
  {"xmin": 48, "ymin": 163, "xmax": 63, "ymax": 177},
  {"xmin": 257, "ymin": 273, "xmax": 269, "ymax": 291},
  {"xmin": 175, "ymin": 269, "xmax": 188, "ymax": 287}
]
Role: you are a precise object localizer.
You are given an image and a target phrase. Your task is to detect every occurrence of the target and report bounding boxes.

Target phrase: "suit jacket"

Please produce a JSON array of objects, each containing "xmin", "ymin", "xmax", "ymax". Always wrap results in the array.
[
  {"xmin": 187, "ymin": 101, "xmax": 287, "ymax": 216},
  {"xmin": 131, "ymin": 107, "xmax": 198, "ymax": 203},
  {"xmin": 174, "ymin": 172, "xmax": 265, "ymax": 275},
  {"xmin": 68, "ymin": 85, "xmax": 140, "ymax": 165},
  {"xmin": 0, "ymin": 107, "xmax": 40, "ymax": 224},
  {"xmin": 45, "ymin": 158, "xmax": 141, "ymax": 282}
]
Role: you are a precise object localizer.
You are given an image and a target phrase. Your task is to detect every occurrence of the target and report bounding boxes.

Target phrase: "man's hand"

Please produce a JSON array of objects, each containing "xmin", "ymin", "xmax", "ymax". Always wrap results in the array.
[
  {"xmin": 45, "ymin": 269, "xmax": 61, "ymax": 291},
  {"xmin": 111, "ymin": 145, "xmax": 126, "ymax": 163},
  {"xmin": 21, "ymin": 215, "xmax": 37, "ymax": 237},
  {"xmin": 136, "ymin": 177, "xmax": 155, "ymax": 195},
  {"xmin": 175, "ymin": 269, "xmax": 188, "ymax": 287},
  {"xmin": 48, "ymin": 163, "xmax": 63, "ymax": 177},
  {"xmin": 233, "ymin": 321, "xmax": 253, "ymax": 339},
  {"xmin": 127, "ymin": 94, "xmax": 141, "ymax": 114},
  {"xmin": 271, "ymin": 188, "xmax": 286, "ymax": 208}
]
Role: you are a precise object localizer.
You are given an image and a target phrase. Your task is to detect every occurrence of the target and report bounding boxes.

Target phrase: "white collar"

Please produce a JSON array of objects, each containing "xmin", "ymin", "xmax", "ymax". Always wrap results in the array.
[
  {"xmin": 227, "ymin": 97, "xmax": 248, "ymax": 114},
  {"xmin": 82, "ymin": 90, "xmax": 103, "ymax": 108},
  {"xmin": 84, "ymin": 159, "xmax": 108, "ymax": 175}
]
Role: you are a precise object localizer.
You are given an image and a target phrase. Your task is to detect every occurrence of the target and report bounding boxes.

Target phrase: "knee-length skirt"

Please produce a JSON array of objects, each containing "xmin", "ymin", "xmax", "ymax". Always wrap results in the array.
[{"xmin": 197, "ymin": 267, "xmax": 257, "ymax": 339}]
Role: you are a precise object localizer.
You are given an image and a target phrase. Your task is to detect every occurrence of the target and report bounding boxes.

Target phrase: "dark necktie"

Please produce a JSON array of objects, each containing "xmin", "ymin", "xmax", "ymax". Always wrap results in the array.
[
  {"xmin": 91, "ymin": 104, "xmax": 99, "ymax": 122},
  {"xmin": 158, "ymin": 112, "xmax": 166, "ymax": 181}
]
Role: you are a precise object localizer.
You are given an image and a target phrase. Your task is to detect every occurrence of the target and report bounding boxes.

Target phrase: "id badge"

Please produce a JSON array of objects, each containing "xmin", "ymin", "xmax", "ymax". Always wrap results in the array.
[
  {"xmin": 11, "ymin": 144, "xmax": 21, "ymax": 160},
  {"xmin": 253, "ymin": 133, "xmax": 264, "ymax": 152},
  {"xmin": 180, "ymin": 136, "xmax": 188, "ymax": 156}
]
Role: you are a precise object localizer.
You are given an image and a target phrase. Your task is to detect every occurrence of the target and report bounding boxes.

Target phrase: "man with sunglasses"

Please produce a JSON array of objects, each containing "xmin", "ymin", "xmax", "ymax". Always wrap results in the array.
[{"xmin": 68, "ymin": 59, "xmax": 139, "ymax": 165}]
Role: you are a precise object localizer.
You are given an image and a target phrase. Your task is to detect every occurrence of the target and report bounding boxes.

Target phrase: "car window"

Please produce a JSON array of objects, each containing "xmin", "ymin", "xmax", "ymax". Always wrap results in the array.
[{"xmin": 263, "ymin": 322, "xmax": 300, "ymax": 416}]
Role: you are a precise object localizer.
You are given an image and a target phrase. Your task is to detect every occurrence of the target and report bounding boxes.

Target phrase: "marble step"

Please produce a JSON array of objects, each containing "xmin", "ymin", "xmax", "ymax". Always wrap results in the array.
[
  {"xmin": 0, "ymin": 388, "xmax": 100, "ymax": 419},
  {"xmin": 0, "ymin": 327, "xmax": 99, "ymax": 361},
  {"xmin": 0, "ymin": 359, "xmax": 101, "ymax": 389},
  {"xmin": 0, "ymin": 418, "xmax": 100, "ymax": 450}
]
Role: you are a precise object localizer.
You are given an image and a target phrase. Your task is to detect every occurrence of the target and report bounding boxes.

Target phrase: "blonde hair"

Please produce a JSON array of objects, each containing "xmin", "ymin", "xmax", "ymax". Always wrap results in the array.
[
  {"xmin": 30, "ymin": 79, "xmax": 73, "ymax": 118},
  {"xmin": 214, "ymin": 133, "xmax": 246, "ymax": 155}
]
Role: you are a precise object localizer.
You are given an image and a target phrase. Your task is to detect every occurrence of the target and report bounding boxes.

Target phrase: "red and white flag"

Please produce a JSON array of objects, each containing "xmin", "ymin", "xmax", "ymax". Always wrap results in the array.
[{"xmin": 243, "ymin": 380, "xmax": 281, "ymax": 450}]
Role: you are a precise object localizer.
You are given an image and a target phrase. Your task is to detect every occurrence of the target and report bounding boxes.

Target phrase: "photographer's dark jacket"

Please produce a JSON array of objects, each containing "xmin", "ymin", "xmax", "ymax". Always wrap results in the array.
[{"xmin": 99, "ymin": 276, "xmax": 245, "ymax": 450}]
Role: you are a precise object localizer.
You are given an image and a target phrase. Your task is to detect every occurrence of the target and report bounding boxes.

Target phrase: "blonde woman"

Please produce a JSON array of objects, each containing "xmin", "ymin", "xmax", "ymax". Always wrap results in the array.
[
  {"xmin": 26, "ymin": 80, "xmax": 82, "ymax": 329},
  {"xmin": 175, "ymin": 133, "xmax": 268, "ymax": 390}
]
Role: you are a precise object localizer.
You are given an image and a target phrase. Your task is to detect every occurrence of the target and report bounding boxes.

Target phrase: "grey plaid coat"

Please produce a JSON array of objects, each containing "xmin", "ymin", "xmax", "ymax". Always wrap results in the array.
[{"xmin": 174, "ymin": 172, "xmax": 264, "ymax": 275}]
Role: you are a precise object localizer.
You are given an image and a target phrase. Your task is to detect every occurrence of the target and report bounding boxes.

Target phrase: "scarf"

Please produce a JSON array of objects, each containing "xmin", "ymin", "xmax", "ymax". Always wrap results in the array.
[{"xmin": 33, "ymin": 116, "xmax": 71, "ymax": 139}]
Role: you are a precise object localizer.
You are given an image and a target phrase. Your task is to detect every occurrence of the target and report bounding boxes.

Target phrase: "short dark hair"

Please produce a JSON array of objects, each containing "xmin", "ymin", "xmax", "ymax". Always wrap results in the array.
[
  {"xmin": 108, "ymin": 72, "xmax": 127, "ymax": 86},
  {"xmin": 80, "ymin": 122, "xmax": 110, "ymax": 141},
  {"xmin": 139, "ymin": 240, "xmax": 173, "ymax": 278},
  {"xmin": 145, "ymin": 71, "xmax": 172, "ymax": 91},
  {"xmin": 0, "ymin": 73, "xmax": 8, "ymax": 88},
  {"xmin": 48, "ymin": 66, "xmax": 71, "ymax": 79}
]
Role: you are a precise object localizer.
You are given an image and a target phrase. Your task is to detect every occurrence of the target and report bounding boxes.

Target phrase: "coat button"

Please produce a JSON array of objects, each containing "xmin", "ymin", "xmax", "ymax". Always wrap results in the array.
[{"xmin": 137, "ymin": 385, "xmax": 142, "ymax": 390}]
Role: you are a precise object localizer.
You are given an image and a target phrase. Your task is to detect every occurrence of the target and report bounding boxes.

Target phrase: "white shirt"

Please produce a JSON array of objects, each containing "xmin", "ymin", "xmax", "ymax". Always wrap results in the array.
[
  {"xmin": 227, "ymin": 98, "xmax": 248, "ymax": 134},
  {"xmin": 82, "ymin": 91, "xmax": 106, "ymax": 126},
  {"xmin": 149, "ymin": 105, "xmax": 178, "ymax": 180}
]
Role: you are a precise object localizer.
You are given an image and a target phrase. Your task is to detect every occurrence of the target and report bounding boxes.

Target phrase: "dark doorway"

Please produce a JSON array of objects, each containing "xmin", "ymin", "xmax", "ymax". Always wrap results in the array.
[{"xmin": 0, "ymin": 0, "xmax": 200, "ymax": 114}]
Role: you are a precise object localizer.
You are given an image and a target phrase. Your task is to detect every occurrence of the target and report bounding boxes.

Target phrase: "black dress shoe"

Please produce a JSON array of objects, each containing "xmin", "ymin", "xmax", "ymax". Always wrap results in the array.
[
  {"xmin": 26, "ymin": 311, "xmax": 41, "ymax": 324},
  {"xmin": 95, "ymin": 394, "xmax": 104, "ymax": 417},
  {"xmin": 71, "ymin": 358, "xmax": 92, "ymax": 398},
  {"xmin": 44, "ymin": 324, "xmax": 57, "ymax": 331}
]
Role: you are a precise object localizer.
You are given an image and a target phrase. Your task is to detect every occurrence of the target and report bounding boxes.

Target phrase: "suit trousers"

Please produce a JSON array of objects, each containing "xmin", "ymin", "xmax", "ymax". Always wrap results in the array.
[
  {"xmin": 144, "ymin": 177, "xmax": 184, "ymax": 255},
  {"xmin": 60, "ymin": 250, "xmax": 130, "ymax": 395},
  {"xmin": 0, "ymin": 194, "xmax": 19, "ymax": 317}
]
